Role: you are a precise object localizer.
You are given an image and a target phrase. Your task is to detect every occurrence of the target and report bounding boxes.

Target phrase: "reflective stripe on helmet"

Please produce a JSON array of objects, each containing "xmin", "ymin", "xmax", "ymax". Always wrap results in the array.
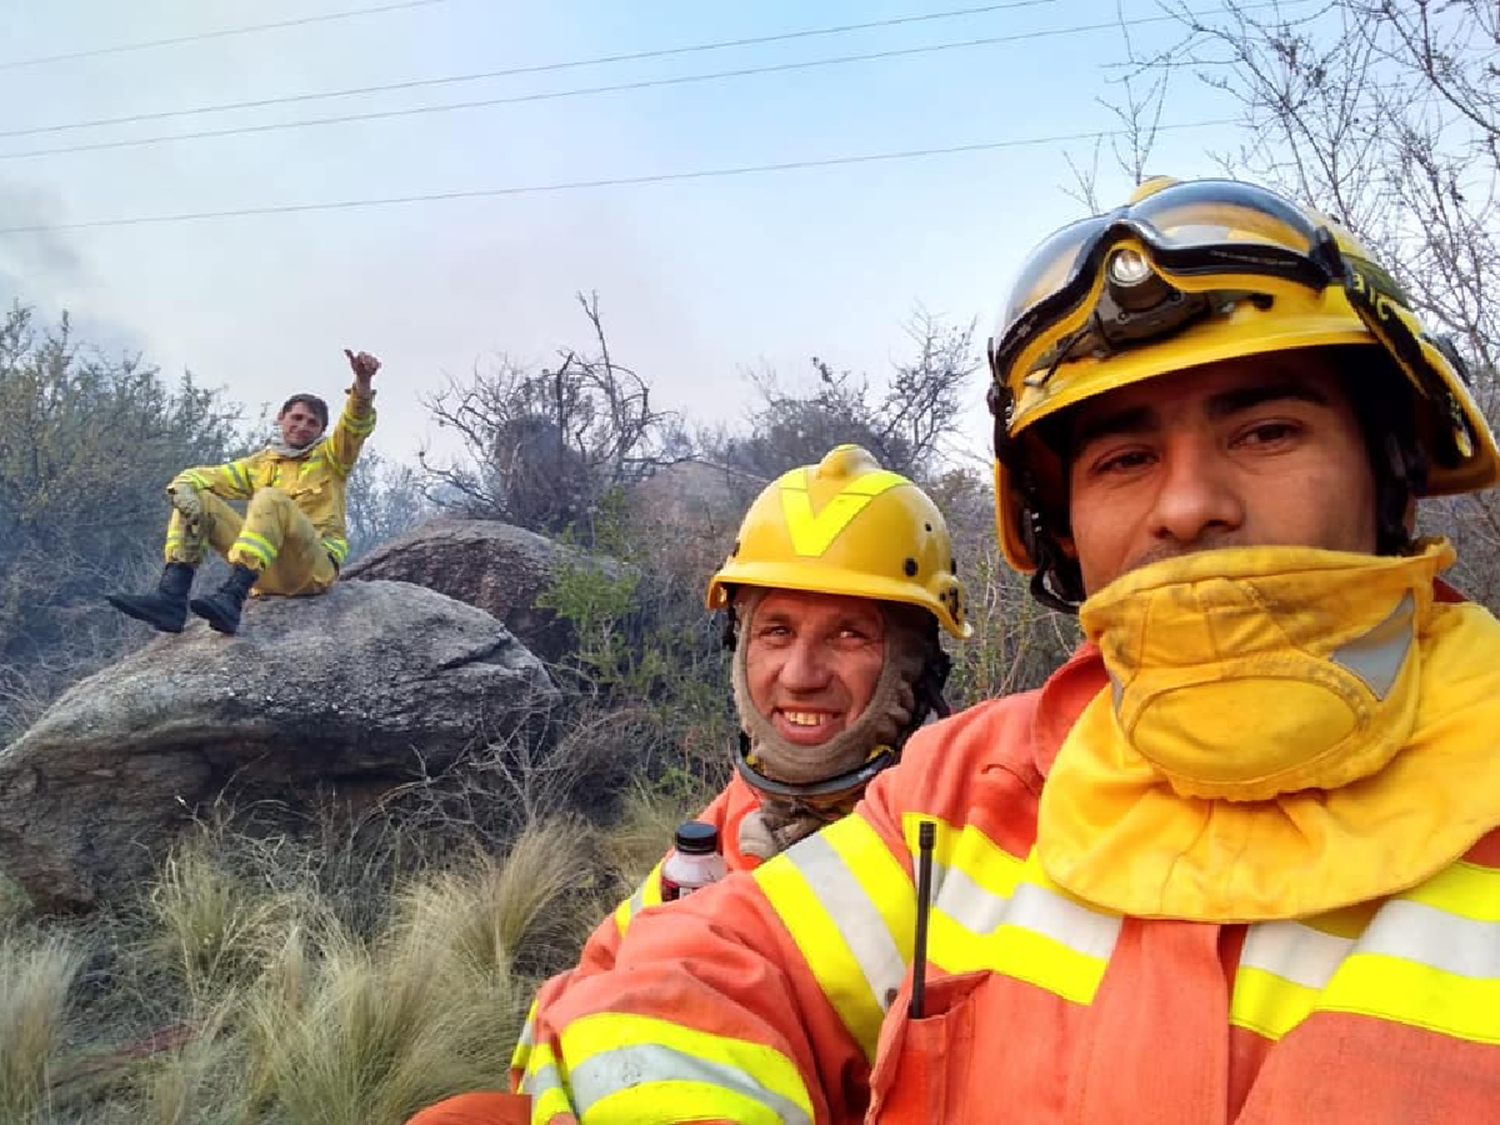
[{"xmin": 779, "ymin": 465, "xmax": 907, "ymax": 557}]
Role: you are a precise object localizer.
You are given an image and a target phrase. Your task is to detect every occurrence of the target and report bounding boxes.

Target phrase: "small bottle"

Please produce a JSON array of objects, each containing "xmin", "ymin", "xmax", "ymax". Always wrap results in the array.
[{"xmin": 659, "ymin": 821, "xmax": 729, "ymax": 902}]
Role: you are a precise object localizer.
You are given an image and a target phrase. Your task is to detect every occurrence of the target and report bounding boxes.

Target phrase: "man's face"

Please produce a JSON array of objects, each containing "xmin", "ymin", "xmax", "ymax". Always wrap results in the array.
[
  {"xmin": 277, "ymin": 401, "xmax": 326, "ymax": 447},
  {"xmin": 745, "ymin": 589, "xmax": 886, "ymax": 747},
  {"xmin": 1064, "ymin": 349, "xmax": 1378, "ymax": 595}
]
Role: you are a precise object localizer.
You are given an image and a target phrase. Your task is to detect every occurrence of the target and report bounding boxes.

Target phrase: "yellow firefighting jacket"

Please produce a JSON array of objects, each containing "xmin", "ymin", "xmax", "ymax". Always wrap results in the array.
[{"xmin": 169, "ymin": 386, "xmax": 376, "ymax": 568}]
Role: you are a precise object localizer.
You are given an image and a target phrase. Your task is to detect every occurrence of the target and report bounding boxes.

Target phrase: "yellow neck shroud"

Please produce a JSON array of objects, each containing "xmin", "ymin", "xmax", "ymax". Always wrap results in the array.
[{"xmin": 1038, "ymin": 540, "xmax": 1500, "ymax": 920}]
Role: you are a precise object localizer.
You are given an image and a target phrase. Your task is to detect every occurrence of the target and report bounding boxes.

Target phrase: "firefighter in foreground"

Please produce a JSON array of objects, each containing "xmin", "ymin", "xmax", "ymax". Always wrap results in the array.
[
  {"xmin": 406, "ymin": 445, "xmax": 972, "ymax": 1125},
  {"xmin": 511, "ymin": 177, "xmax": 1500, "ymax": 1122},
  {"xmin": 108, "ymin": 348, "xmax": 379, "ymax": 636}
]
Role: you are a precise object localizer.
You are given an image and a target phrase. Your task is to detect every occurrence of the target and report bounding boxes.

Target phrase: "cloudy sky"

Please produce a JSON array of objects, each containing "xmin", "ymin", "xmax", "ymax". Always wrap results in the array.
[{"xmin": 0, "ymin": 0, "xmax": 1276, "ymax": 464}]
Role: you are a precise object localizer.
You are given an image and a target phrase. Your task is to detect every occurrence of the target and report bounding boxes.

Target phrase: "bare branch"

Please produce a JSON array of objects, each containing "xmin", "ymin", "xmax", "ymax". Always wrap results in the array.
[{"xmin": 417, "ymin": 295, "xmax": 686, "ymax": 541}]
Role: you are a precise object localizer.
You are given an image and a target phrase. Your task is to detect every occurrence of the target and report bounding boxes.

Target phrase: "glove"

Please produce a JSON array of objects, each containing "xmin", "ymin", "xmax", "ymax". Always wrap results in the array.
[{"xmin": 168, "ymin": 484, "xmax": 203, "ymax": 521}]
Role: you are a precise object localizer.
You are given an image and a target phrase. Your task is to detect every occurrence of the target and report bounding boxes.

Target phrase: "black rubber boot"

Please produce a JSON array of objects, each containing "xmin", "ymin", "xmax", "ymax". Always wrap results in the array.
[
  {"xmin": 189, "ymin": 563, "xmax": 259, "ymax": 635},
  {"xmin": 106, "ymin": 561, "xmax": 196, "ymax": 633}
]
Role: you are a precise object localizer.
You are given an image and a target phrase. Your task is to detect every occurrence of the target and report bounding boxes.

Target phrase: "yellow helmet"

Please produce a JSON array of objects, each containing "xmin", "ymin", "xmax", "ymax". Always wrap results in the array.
[
  {"xmin": 986, "ymin": 176, "xmax": 1500, "ymax": 579},
  {"xmin": 705, "ymin": 444, "xmax": 971, "ymax": 639}
]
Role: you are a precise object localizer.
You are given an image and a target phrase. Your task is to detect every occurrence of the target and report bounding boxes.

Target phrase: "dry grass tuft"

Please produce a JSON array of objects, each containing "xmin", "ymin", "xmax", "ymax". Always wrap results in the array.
[
  {"xmin": 0, "ymin": 782, "xmax": 692, "ymax": 1122},
  {"xmin": 602, "ymin": 780, "xmax": 715, "ymax": 887},
  {"xmin": 0, "ymin": 931, "xmax": 85, "ymax": 1123}
]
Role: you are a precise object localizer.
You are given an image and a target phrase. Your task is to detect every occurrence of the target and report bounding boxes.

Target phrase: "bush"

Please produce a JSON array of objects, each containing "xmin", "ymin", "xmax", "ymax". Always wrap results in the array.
[{"xmin": 0, "ymin": 305, "xmax": 248, "ymax": 739}]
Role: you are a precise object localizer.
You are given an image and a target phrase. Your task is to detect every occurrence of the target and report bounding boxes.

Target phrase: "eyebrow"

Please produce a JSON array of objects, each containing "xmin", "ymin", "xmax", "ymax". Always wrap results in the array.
[
  {"xmin": 1070, "ymin": 378, "xmax": 1333, "ymax": 451},
  {"xmin": 754, "ymin": 609, "xmax": 881, "ymax": 632},
  {"xmin": 1204, "ymin": 379, "xmax": 1331, "ymax": 419}
]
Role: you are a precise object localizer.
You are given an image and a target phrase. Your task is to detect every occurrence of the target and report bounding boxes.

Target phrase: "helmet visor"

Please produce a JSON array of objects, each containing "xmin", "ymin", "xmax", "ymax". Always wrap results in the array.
[
  {"xmin": 999, "ymin": 179, "xmax": 1323, "ymax": 326},
  {"xmin": 990, "ymin": 180, "xmax": 1338, "ymax": 381}
]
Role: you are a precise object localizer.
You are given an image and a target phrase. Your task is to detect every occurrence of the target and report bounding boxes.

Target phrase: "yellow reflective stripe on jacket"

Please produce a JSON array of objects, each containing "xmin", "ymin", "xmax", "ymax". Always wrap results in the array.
[
  {"xmin": 903, "ymin": 814, "xmax": 1121, "ymax": 1004},
  {"xmin": 1233, "ymin": 858, "xmax": 1500, "ymax": 1044},
  {"xmin": 172, "ymin": 458, "xmax": 254, "ymax": 500},
  {"xmin": 511, "ymin": 998, "xmax": 539, "ymax": 1074},
  {"xmin": 1317, "ymin": 890, "xmax": 1500, "ymax": 1044},
  {"xmin": 1401, "ymin": 858, "xmax": 1500, "ymax": 920},
  {"xmin": 613, "ymin": 861, "xmax": 665, "ymax": 936},
  {"xmin": 524, "ymin": 1013, "xmax": 813, "ymax": 1124},
  {"xmin": 1232, "ymin": 920, "xmax": 1356, "ymax": 1039},
  {"xmin": 225, "ymin": 459, "xmax": 251, "ymax": 494},
  {"xmin": 342, "ymin": 407, "xmax": 377, "ymax": 437},
  {"xmin": 755, "ymin": 814, "xmax": 913, "ymax": 1061},
  {"xmin": 322, "ymin": 536, "xmax": 350, "ymax": 564},
  {"xmin": 326, "ymin": 392, "xmax": 376, "ymax": 479}
]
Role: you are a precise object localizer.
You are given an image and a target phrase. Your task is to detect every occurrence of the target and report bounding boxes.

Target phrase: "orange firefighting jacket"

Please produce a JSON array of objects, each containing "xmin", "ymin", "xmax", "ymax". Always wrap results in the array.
[
  {"xmin": 517, "ymin": 580, "xmax": 1500, "ymax": 1124},
  {"xmin": 506, "ymin": 775, "xmax": 764, "ymax": 1080}
]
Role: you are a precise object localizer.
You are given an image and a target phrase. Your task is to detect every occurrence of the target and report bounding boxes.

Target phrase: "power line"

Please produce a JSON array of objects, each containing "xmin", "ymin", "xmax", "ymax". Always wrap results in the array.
[
  {"xmin": 0, "ymin": 1, "xmax": 452, "ymax": 72},
  {"xmin": 0, "ymin": 7, "xmax": 1253, "ymax": 162},
  {"xmin": 0, "ymin": 1, "xmax": 1059, "ymax": 139},
  {"xmin": 0, "ymin": 118, "xmax": 1234, "ymax": 235}
]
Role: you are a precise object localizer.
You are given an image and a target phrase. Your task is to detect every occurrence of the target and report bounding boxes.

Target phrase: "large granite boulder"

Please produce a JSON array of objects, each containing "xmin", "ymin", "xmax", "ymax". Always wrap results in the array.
[{"xmin": 0, "ymin": 580, "xmax": 557, "ymax": 911}]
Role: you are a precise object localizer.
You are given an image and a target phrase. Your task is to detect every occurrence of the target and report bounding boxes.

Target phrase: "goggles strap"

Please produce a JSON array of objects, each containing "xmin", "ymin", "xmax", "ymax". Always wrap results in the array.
[{"xmin": 1343, "ymin": 260, "xmax": 1472, "ymax": 468}]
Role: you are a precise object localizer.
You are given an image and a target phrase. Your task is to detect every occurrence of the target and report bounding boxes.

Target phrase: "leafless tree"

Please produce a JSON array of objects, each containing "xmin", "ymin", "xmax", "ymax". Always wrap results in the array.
[
  {"xmin": 418, "ymin": 292, "xmax": 682, "ymax": 541},
  {"xmin": 717, "ymin": 309, "xmax": 979, "ymax": 484},
  {"xmin": 343, "ymin": 449, "xmax": 428, "ymax": 562},
  {"xmin": 1147, "ymin": 0, "xmax": 1497, "ymax": 374},
  {"xmin": 1083, "ymin": 0, "xmax": 1500, "ymax": 604},
  {"xmin": 1063, "ymin": 0, "xmax": 1173, "ymax": 211}
]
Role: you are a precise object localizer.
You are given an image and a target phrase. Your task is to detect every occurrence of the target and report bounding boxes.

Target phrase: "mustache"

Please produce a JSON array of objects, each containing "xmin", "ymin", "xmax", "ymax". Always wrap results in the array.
[{"xmin": 1124, "ymin": 532, "xmax": 1245, "ymax": 575}]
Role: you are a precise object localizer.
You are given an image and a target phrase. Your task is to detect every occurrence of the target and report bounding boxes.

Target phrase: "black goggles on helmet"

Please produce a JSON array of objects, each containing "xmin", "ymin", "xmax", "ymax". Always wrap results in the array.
[{"xmin": 986, "ymin": 178, "xmax": 1367, "ymax": 382}]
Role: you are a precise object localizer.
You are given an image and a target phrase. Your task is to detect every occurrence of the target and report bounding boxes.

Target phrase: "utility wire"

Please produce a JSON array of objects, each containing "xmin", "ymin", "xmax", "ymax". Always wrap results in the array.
[
  {"xmin": 0, "ymin": 1, "xmax": 1059, "ymax": 138},
  {"xmin": 0, "ymin": 1, "xmax": 452, "ymax": 72},
  {"xmin": 0, "ymin": 118, "xmax": 1233, "ymax": 235},
  {"xmin": 0, "ymin": 6, "xmax": 1263, "ymax": 162}
]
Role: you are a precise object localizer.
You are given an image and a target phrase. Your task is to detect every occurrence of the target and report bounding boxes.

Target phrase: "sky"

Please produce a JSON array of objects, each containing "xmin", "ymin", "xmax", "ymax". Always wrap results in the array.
[{"xmin": 0, "ymin": 0, "xmax": 1273, "ymax": 467}]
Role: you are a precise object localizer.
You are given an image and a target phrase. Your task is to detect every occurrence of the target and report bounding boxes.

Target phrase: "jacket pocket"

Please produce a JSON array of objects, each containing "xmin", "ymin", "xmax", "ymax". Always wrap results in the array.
[{"xmin": 865, "ymin": 970, "xmax": 985, "ymax": 1123}]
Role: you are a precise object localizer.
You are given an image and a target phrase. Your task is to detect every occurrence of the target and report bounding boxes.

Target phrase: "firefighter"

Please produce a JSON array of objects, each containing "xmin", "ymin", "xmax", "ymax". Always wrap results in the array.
[
  {"xmin": 510, "ymin": 178, "xmax": 1500, "ymax": 1121},
  {"xmin": 108, "ymin": 348, "xmax": 379, "ymax": 636},
  {"xmin": 407, "ymin": 444, "xmax": 971, "ymax": 1125}
]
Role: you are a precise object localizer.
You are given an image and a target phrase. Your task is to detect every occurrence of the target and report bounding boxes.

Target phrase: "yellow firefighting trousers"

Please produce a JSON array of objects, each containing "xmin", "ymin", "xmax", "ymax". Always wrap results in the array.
[{"xmin": 164, "ymin": 488, "xmax": 337, "ymax": 596}]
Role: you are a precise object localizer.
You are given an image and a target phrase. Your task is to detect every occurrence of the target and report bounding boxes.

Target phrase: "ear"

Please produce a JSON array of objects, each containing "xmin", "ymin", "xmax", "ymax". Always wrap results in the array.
[{"xmin": 1056, "ymin": 533, "xmax": 1079, "ymax": 560}]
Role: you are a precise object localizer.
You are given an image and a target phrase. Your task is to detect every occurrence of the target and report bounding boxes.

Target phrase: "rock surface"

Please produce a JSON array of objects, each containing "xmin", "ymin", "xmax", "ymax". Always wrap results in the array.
[
  {"xmin": 344, "ymin": 517, "xmax": 625, "ymax": 664},
  {"xmin": 0, "ymin": 580, "xmax": 556, "ymax": 911}
]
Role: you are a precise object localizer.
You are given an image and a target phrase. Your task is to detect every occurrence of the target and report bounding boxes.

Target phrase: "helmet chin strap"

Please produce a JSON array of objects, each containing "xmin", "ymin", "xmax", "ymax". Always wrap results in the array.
[{"xmin": 991, "ymin": 382, "xmax": 1086, "ymax": 612}]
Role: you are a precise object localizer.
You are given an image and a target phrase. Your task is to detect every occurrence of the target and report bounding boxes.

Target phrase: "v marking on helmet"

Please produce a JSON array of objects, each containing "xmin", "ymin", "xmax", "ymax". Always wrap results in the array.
[{"xmin": 780, "ymin": 468, "xmax": 906, "ymax": 556}]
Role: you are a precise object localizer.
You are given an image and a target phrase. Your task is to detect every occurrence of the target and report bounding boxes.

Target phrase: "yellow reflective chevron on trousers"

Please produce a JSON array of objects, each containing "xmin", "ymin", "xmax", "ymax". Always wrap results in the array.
[
  {"xmin": 778, "ymin": 467, "xmax": 906, "ymax": 557},
  {"xmin": 1232, "ymin": 857, "xmax": 1500, "ymax": 1044}
]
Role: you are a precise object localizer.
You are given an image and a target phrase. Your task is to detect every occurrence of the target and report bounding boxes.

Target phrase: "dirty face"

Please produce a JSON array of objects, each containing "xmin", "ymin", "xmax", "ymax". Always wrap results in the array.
[
  {"xmin": 277, "ymin": 401, "xmax": 326, "ymax": 448},
  {"xmin": 1064, "ymin": 349, "xmax": 1378, "ymax": 595},
  {"xmin": 744, "ymin": 589, "xmax": 886, "ymax": 747}
]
